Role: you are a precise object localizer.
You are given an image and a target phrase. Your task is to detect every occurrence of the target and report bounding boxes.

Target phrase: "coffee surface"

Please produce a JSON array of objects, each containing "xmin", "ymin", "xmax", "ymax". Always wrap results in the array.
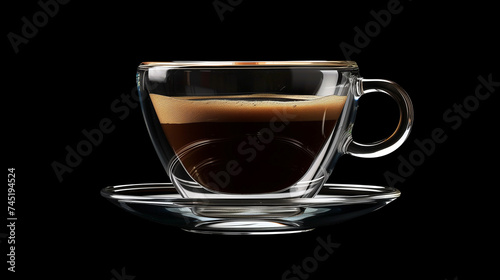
[{"xmin": 150, "ymin": 94, "xmax": 347, "ymax": 194}]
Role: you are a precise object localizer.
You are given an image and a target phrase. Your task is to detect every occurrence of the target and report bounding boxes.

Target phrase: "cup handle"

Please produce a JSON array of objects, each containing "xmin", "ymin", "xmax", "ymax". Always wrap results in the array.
[{"xmin": 346, "ymin": 78, "xmax": 414, "ymax": 158}]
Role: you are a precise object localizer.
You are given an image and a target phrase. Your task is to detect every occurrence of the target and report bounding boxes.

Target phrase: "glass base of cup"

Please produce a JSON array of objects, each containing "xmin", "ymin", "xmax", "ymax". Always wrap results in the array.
[{"xmin": 168, "ymin": 155, "xmax": 326, "ymax": 199}]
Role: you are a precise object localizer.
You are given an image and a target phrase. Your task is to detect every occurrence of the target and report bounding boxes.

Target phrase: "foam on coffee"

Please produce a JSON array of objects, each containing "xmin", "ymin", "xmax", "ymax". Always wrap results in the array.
[{"xmin": 150, "ymin": 94, "xmax": 347, "ymax": 124}]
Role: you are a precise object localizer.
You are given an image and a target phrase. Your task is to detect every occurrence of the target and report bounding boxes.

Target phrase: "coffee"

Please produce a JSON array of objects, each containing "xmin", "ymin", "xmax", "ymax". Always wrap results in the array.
[{"xmin": 150, "ymin": 94, "xmax": 347, "ymax": 194}]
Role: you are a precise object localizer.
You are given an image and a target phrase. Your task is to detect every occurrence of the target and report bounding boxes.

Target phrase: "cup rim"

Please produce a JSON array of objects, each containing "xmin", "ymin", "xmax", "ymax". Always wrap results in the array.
[{"xmin": 138, "ymin": 60, "xmax": 358, "ymax": 69}]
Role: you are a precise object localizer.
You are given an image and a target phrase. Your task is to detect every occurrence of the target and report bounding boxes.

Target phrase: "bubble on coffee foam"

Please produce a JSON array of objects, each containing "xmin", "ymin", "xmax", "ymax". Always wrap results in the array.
[{"xmin": 149, "ymin": 94, "xmax": 347, "ymax": 124}]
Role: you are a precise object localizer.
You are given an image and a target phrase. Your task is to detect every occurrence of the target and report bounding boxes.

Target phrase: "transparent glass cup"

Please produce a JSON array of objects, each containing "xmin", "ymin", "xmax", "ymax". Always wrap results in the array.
[{"xmin": 137, "ymin": 61, "xmax": 413, "ymax": 199}]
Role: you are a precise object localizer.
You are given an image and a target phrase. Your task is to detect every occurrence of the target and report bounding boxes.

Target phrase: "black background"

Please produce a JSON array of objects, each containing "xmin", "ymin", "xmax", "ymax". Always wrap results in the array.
[{"xmin": 4, "ymin": 0, "xmax": 498, "ymax": 279}]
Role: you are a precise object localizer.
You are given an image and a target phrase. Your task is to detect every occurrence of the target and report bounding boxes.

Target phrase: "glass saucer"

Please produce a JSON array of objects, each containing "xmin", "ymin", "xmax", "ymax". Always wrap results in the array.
[{"xmin": 101, "ymin": 183, "xmax": 400, "ymax": 235}]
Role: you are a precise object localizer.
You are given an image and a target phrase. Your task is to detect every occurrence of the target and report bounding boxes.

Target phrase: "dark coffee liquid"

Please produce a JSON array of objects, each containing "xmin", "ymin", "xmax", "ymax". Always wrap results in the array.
[{"xmin": 151, "ymin": 94, "xmax": 347, "ymax": 194}]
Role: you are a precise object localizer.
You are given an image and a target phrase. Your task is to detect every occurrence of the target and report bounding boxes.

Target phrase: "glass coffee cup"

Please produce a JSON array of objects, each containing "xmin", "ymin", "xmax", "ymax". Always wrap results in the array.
[{"xmin": 137, "ymin": 61, "xmax": 413, "ymax": 199}]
